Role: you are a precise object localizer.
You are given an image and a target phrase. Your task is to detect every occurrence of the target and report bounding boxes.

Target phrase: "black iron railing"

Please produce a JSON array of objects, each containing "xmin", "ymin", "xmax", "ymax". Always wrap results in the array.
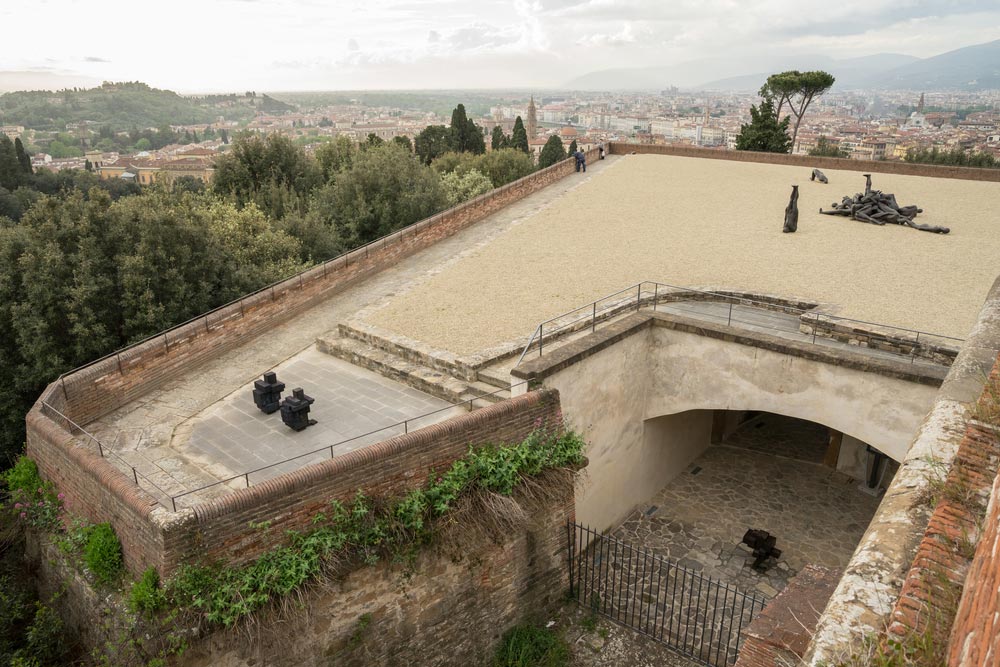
[
  {"xmin": 517, "ymin": 281, "xmax": 963, "ymax": 367},
  {"xmin": 568, "ymin": 522, "xmax": 768, "ymax": 667}
]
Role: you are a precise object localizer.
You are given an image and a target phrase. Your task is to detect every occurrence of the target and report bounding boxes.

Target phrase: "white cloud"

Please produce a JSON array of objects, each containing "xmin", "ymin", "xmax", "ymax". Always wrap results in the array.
[{"xmin": 0, "ymin": 0, "xmax": 997, "ymax": 90}]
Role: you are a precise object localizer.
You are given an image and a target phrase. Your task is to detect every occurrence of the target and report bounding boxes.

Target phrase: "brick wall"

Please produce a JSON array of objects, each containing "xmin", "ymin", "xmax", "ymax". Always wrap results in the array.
[
  {"xmin": 164, "ymin": 389, "xmax": 562, "ymax": 569},
  {"xmin": 25, "ymin": 408, "xmax": 167, "ymax": 574},
  {"xmin": 946, "ymin": 362, "xmax": 1000, "ymax": 667},
  {"xmin": 27, "ymin": 386, "xmax": 561, "ymax": 576},
  {"xmin": 608, "ymin": 143, "xmax": 1000, "ymax": 182},
  {"xmin": 882, "ymin": 357, "xmax": 1000, "ymax": 659},
  {"xmin": 734, "ymin": 565, "xmax": 841, "ymax": 667}
]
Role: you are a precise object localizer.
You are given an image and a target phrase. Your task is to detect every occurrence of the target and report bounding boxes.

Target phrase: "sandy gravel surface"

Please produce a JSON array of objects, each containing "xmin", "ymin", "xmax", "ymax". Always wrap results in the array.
[{"xmin": 368, "ymin": 154, "xmax": 1000, "ymax": 355}]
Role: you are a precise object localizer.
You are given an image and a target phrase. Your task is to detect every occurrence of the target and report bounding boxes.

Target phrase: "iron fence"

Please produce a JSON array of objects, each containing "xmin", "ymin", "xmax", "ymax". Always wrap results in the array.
[
  {"xmin": 568, "ymin": 522, "xmax": 768, "ymax": 667},
  {"xmin": 517, "ymin": 281, "xmax": 963, "ymax": 367}
]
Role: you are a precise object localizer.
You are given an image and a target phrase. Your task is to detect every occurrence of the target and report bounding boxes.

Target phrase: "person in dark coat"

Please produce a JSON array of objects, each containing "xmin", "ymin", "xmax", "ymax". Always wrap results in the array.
[{"xmin": 578, "ymin": 149, "xmax": 587, "ymax": 172}]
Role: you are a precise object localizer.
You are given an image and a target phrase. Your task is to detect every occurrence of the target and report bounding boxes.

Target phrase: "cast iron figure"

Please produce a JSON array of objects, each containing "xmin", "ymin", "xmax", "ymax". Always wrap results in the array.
[
  {"xmin": 782, "ymin": 185, "xmax": 799, "ymax": 233},
  {"xmin": 819, "ymin": 175, "xmax": 949, "ymax": 234},
  {"xmin": 810, "ymin": 168, "xmax": 828, "ymax": 184}
]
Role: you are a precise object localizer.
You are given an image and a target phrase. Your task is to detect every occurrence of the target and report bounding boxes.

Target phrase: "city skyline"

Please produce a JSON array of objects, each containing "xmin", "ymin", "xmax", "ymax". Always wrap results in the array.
[{"xmin": 2, "ymin": 0, "xmax": 1000, "ymax": 92}]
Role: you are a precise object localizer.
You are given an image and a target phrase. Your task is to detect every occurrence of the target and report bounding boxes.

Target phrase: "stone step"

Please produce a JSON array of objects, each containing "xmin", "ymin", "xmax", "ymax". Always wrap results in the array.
[
  {"xmin": 337, "ymin": 321, "xmax": 477, "ymax": 381},
  {"xmin": 476, "ymin": 366, "xmax": 512, "ymax": 390},
  {"xmin": 463, "ymin": 380, "xmax": 510, "ymax": 404},
  {"xmin": 317, "ymin": 335, "xmax": 472, "ymax": 404}
]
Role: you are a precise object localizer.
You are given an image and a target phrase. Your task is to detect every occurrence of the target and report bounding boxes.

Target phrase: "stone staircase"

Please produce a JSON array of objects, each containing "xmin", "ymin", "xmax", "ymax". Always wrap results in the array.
[{"xmin": 317, "ymin": 324, "xmax": 511, "ymax": 406}]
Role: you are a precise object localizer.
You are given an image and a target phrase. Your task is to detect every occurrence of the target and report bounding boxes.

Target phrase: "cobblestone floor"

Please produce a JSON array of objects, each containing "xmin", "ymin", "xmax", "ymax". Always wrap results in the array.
[{"xmin": 611, "ymin": 417, "xmax": 885, "ymax": 600}]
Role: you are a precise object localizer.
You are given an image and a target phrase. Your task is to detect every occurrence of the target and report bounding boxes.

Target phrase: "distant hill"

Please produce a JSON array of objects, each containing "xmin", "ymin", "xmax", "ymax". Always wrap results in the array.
[
  {"xmin": 0, "ymin": 70, "xmax": 100, "ymax": 94},
  {"xmin": 698, "ymin": 54, "xmax": 921, "ymax": 91},
  {"xmin": 874, "ymin": 39, "xmax": 1000, "ymax": 90},
  {"xmin": 0, "ymin": 81, "xmax": 262, "ymax": 131},
  {"xmin": 566, "ymin": 39, "xmax": 1000, "ymax": 91}
]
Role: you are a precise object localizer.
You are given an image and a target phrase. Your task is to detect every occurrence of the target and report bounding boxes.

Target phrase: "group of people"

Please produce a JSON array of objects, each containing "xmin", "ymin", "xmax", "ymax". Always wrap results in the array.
[{"xmin": 574, "ymin": 143, "xmax": 605, "ymax": 173}]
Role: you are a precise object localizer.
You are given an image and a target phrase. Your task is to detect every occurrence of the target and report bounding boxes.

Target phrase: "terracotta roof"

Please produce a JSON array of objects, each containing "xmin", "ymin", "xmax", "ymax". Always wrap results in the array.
[{"xmin": 177, "ymin": 147, "xmax": 216, "ymax": 156}]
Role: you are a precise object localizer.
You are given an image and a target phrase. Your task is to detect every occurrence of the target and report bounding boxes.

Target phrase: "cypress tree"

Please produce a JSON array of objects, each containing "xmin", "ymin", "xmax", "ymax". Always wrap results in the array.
[
  {"xmin": 450, "ymin": 104, "xmax": 470, "ymax": 152},
  {"xmin": 490, "ymin": 126, "xmax": 505, "ymax": 151},
  {"xmin": 537, "ymin": 135, "xmax": 566, "ymax": 168},
  {"xmin": 14, "ymin": 137, "xmax": 33, "ymax": 175},
  {"xmin": 567, "ymin": 139, "xmax": 578, "ymax": 156},
  {"xmin": 465, "ymin": 119, "xmax": 485, "ymax": 154},
  {"xmin": 511, "ymin": 117, "xmax": 529, "ymax": 154},
  {"xmin": 0, "ymin": 136, "xmax": 21, "ymax": 190}
]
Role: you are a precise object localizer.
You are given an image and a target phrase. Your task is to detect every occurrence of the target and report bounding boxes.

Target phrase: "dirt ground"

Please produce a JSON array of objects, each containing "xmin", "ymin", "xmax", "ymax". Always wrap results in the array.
[
  {"xmin": 368, "ymin": 154, "xmax": 1000, "ymax": 354},
  {"xmin": 551, "ymin": 600, "xmax": 701, "ymax": 667}
]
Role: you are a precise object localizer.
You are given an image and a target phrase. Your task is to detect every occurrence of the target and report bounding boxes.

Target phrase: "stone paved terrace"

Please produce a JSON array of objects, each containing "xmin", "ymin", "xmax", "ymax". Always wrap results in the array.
[
  {"xmin": 365, "ymin": 153, "xmax": 1000, "ymax": 353},
  {"xmin": 612, "ymin": 414, "xmax": 885, "ymax": 601}
]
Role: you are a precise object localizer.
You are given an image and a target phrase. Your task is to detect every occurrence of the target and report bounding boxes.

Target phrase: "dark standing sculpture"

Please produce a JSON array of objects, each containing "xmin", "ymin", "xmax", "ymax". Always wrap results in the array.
[
  {"xmin": 280, "ymin": 388, "xmax": 317, "ymax": 431},
  {"xmin": 741, "ymin": 529, "xmax": 783, "ymax": 571},
  {"xmin": 819, "ymin": 174, "xmax": 949, "ymax": 234},
  {"xmin": 782, "ymin": 185, "xmax": 799, "ymax": 233},
  {"xmin": 810, "ymin": 168, "xmax": 828, "ymax": 184},
  {"xmin": 252, "ymin": 371, "xmax": 285, "ymax": 414}
]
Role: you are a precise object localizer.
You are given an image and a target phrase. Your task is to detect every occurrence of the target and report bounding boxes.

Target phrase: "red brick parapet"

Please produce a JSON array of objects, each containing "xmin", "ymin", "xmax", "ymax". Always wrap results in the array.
[
  {"xmin": 28, "ymin": 385, "xmax": 565, "ymax": 575},
  {"xmin": 734, "ymin": 565, "xmax": 842, "ymax": 667},
  {"xmin": 607, "ymin": 143, "xmax": 1000, "ymax": 182}
]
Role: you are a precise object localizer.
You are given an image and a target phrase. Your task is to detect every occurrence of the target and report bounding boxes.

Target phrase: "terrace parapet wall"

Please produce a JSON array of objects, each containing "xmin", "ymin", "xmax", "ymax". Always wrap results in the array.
[
  {"xmin": 30, "ymin": 374, "xmax": 562, "ymax": 574},
  {"xmin": 607, "ymin": 143, "xmax": 1000, "ymax": 182}
]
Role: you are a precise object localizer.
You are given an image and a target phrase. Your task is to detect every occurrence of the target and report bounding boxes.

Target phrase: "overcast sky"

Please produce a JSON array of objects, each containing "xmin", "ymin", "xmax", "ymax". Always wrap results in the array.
[{"xmin": 2, "ymin": 0, "xmax": 999, "ymax": 92}]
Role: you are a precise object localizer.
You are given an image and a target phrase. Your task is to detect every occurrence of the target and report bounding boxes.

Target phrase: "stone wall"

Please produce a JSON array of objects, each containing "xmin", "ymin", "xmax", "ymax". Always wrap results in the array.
[
  {"xmin": 179, "ymin": 473, "xmax": 575, "ymax": 667},
  {"xmin": 607, "ymin": 143, "xmax": 1000, "ymax": 182},
  {"xmin": 27, "ymin": 388, "xmax": 562, "ymax": 575},
  {"xmin": 25, "ymin": 470, "xmax": 576, "ymax": 667}
]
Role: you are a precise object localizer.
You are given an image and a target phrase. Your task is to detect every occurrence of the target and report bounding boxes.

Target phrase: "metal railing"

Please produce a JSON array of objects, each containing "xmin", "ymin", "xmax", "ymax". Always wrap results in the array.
[
  {"xmin": 516, "ymin": 281, "xmax": 964, "ymax": 367},
  {"xmin": 568, "ymin": 522, "xmax": 768, "ymax": 667},
  {"xmin": 43, "ymin": 380, "xmax": 528, "ymax": 513}
]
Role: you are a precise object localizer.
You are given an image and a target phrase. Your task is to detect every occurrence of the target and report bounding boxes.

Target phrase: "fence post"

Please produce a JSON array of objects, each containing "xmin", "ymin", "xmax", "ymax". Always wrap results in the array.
[
  {"xmin": 727, "ymin": 301, "xmax": 733, "ymax": 327},
  {"xmin": 132, "ymin": 467, "xmax": 138, "ymax": 485},
  {"xmin": 567, "ymin": 521, "xmax": 575, "ymax": 598},
  {"xmin": 592, "ymin": 302, "xmax": 597, "ymax": 333},
  {"xmin": 539, "ymin": 324, "xmax": 543, "ymax": 357},
  {"xmin": 636, "ymin": 283, "xmax": 642, "ymax": 311},
  {"xmin": 244, "ymin": 473, "xmax": 250, "ymax": 488},
  {"xmin": 652, "ymin": 283, "xmax": 658, "ymax": 312}
]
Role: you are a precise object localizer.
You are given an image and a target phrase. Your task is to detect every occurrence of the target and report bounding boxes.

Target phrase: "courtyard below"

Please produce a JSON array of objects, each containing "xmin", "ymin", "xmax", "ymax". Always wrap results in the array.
[{"xmin": 611, "ymin": 413, "xmax": 885, "ymax": 599}]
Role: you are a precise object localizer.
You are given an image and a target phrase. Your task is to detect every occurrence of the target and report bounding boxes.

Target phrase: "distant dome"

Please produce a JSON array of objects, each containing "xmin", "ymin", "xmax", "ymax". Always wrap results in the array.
[{"xmin": 559, "ymin": 125, "xmax": 578, "ymax": 138}]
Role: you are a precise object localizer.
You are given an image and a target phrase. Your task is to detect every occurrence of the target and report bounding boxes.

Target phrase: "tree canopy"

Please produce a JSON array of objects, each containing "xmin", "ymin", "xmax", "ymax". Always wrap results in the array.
[
  {"xmin": 760, "ymin": 70, "xmax": 835, "ymax": 151},
  {"xmin": 414, "ymin": 125, "xmax": 455, "ymax": 165},
  {"xmin": 808, "ymin": 136, "xmax": 848, "ymax": 158}
]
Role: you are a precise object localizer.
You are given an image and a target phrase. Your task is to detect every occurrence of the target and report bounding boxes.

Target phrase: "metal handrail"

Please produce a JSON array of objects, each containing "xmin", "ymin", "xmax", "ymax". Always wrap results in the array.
[
  {"xmin": 167, "ymin": 378, "xmax": 530, "ymax": 511},
  {"xmin": 517, "ymin": 280, "xmax": 963, "ymax": 366},
  {"xmin": 40, "ymin": 401, "xmax": 176, "ymax": 506},
  {"xmin": 44, "ymin": 378, "xmax": 530, "ymax": 512}
]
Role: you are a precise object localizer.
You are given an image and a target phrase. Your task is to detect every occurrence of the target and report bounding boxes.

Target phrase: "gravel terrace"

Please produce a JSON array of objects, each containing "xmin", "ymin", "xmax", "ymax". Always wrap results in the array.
[{"xmin": 367, "ymin": 153, "xmax": 1000, "ymax": 354}]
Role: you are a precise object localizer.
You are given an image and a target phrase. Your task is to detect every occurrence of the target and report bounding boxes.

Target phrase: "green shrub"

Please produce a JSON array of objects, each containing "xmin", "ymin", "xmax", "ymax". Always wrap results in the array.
[
  {"xmin": 164, "ymin": 426, "xmax": 587, "ymax": 629},
  {"xmin": 128, "ymin": 567, "xmax": 165, "ymax": 617},
  {"xmin": 84, "ymin": 523, "xmax": 123, "ymax": 585},
  {"xmin": 9, "ymin": 603, "xmax": 68, "ymax": 666},
  {"xmin": 2, "ymin": 456, "xmax": 43, "ymax": 496},
  {"xmin": 493, "ymin": 624, "xmax": 570, "ymax": 667}
]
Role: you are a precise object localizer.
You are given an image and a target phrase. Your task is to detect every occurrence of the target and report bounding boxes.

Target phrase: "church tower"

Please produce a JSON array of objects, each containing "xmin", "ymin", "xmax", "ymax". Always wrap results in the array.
[
  {"xmin": 526, "ymin": 95, "xmax": 538, "ymax": 138},
  {"xmin": 917, "ymin": 92, "xmax": 925, "ymax": 113}
]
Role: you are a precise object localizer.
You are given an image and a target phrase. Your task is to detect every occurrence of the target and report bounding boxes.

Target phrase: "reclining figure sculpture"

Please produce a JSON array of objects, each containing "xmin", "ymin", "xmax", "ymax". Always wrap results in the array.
[{"xmin": 819, "ymin": 174, "xmax": 949, "ymax": 234}]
